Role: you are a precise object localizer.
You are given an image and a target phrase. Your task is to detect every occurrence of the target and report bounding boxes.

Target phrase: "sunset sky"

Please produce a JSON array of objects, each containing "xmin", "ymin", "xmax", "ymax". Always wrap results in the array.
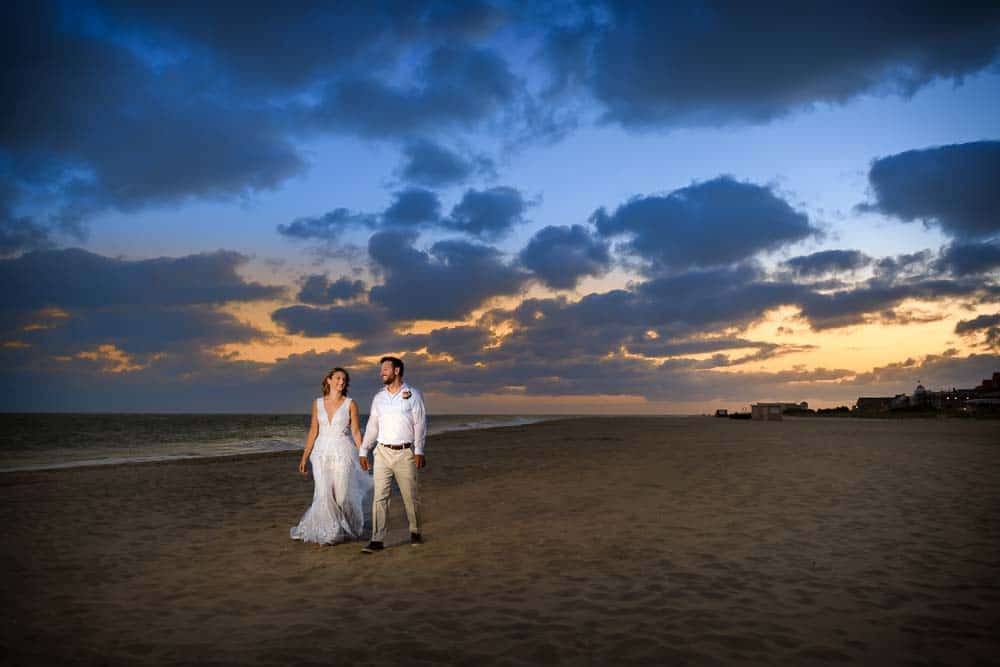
[{"xmin": 2, "ymin": 1, "xmax": 999, "ymax": 413}]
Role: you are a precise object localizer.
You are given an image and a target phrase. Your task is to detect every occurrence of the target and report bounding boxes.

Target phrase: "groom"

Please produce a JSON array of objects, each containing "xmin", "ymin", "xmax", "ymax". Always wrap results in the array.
[{"xmin": 359, "ymin": 356, "xmax": 426, "ymax": 553}]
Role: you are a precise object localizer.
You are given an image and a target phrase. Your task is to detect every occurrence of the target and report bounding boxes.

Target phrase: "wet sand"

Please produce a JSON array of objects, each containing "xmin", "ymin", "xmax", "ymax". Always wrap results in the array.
[{"xmin": 2, "ymin": 417, "xmax": 998, "ymax": 665}]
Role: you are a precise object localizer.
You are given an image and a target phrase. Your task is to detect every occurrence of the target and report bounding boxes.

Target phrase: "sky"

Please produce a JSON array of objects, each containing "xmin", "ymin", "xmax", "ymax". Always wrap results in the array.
[{"xmin": 2, "ymin": 1, "xmax": 999, "ymax": 414}]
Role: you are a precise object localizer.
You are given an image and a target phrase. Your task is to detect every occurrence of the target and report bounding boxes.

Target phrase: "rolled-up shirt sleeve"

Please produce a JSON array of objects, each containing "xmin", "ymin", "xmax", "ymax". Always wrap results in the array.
[
  {"xmin": 360, "ymin": 397, "xmax": 379, "ymax": 456},
  {"xmin": 412, "ymin": 390, "xmax": 426, "ymax": 455}
]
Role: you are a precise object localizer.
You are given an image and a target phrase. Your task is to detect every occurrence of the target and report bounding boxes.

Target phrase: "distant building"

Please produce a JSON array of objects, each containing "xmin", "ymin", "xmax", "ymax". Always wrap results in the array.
[
  {"xmin": 751, "ymin": 403, "xmax": 784, "ymax": 421},
  {"xmin": 855, "ymin": 397, "xmax": 892, "ymax": 415},
  {"xmin": 714, "ymin": 409, "xmax": 728, "ymax": 417},
  {"xmin": 854, "ymin": 372, "xmax": 999, "ymax": 417}
]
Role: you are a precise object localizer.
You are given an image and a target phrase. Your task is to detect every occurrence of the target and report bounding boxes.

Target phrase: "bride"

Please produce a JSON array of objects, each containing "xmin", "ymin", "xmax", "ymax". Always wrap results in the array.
[{"xmin": 291, "ymin": 367, "xmax": 373, "ymax": 545}]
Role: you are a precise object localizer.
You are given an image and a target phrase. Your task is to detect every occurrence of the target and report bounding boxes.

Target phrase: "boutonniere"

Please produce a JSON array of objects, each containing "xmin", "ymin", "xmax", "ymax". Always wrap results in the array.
[{"xmin": 402, "ymin": 390, "xmax": 412, "ymax": 399}]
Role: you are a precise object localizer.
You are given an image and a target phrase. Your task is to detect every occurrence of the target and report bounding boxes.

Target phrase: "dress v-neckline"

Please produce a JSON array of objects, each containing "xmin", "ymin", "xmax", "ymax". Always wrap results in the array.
[{"xmin": 322, "ymin": 397, "xmax": 347, "ymax": 427}]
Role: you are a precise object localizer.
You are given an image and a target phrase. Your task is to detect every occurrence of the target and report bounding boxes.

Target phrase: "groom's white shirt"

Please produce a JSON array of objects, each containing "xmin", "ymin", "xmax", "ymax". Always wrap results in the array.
[{"xmin": 360, "ymin": 383, "xmax": 427, "ymax": 456}]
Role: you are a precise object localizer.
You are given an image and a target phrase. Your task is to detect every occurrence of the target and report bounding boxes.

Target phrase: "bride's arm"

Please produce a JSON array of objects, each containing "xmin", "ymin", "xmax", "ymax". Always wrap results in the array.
[
  {"xmin": 299, "ymin": 401, "xmax": 319, "ymax": 474},
  {"xmin": 349, "ymin": 400, "xmax": 362, "ymax": 449}
]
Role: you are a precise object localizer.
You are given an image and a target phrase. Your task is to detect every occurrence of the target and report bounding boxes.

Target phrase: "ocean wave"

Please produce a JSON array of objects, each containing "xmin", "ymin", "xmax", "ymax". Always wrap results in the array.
[{"xmin": 0, "ymin": 416, "xmax": 565, "ymax": 472}]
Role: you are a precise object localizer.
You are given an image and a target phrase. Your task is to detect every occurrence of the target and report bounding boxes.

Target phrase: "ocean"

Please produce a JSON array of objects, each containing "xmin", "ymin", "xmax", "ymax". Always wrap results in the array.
[{"xmin": 0, "ymin": 413, "xmax": 560, "ymax": 472}]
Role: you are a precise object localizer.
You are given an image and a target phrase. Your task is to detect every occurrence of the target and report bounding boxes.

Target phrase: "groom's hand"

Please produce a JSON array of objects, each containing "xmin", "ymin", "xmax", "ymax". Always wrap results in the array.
[
  {"xmin": 359, "ymin": 456, "xmax": 370, "ymax": 471},
  {"xmin": 413, "ymin": 454, "xmax": 425, "ymax": 469}
]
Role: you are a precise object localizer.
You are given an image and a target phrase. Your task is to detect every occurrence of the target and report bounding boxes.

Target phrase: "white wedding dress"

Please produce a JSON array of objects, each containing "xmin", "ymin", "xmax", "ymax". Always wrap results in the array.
[{"xmin": 290, "ymin": 397, "xmax": 373, "ymax": 544}]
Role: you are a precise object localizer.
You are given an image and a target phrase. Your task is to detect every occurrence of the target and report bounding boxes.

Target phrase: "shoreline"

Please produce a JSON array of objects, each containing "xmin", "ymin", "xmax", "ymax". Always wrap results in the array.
[
  {"xmin": 0, "ymin": 413, "xmax": 571, "ymax": 474},
  {"xmin": 3, "ymin": 412, "xmax": 992, "ymax": 475}
]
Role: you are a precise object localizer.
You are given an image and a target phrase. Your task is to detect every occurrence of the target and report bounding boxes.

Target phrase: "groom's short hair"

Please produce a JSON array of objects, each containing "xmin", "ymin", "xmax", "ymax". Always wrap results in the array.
[{"xmin": 380, "ymin": 355, "xmax": 404, "ymax": 377}]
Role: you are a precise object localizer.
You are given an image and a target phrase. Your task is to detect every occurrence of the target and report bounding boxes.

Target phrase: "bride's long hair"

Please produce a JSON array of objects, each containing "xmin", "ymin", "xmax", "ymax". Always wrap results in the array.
[{"xmin": 322, "ymin": 367, "xmax": 350, "ymax": 397}]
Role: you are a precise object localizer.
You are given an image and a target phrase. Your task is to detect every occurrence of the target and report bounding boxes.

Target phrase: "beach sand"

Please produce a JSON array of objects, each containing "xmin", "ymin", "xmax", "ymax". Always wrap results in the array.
[{"xmin": 2, "ymin": 417, "xmax": 998, "ymax": 665}]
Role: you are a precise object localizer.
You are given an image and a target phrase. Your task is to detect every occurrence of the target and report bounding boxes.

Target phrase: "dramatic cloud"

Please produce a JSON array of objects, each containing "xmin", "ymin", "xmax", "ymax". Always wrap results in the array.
[
  {"xmin": 0, "ymin": 2, "xmax": 518, "ymax": 236},
  {"xmin": 297, "ymin": 275, "xmax": 367, "ymax": 305},
  {"xmin": 278, "ymin": 184, "xmax": 536, "ymax": 253},
  {"xmin": 0, "ymin": 248, "xmax": 279, "ymax": 365},
  {"xmin": 383, "ymin": 188, "xmax": 443, "ymax": 226},
  {"xmin": 0, "ymin": 248, "xmax": 283, "ymax": 310},
  {"xmin": 9, "ymin": 306, "xmax": 263, "ymax": 357},
  {"xmin": 473, "ymin": 264, "xmax": 810, "ymax": 363},
  {"xmin": 367, "ymin": 230, "xmax": 529, "ymax": 320},
  {"xmin": 955, "ymin": 313, "xmax": 1000, "ymax": 350},
  {"xmin": 783, "ymin": 250, "xmax": 872, "ymax": 278},
  {"xmin": 396, "ymin": 139, "xmax": 496, "ymax": 187},
  {"xmin": 312, "ymin": 45, "xmax": 519, "ymax": 138},
  {"xmin": 934, "ymin": 240, "xmax": 1000, "ymax": 276},
  {"xmin": 2, "ymin": 2, "xmax": 307, "ymax": 227},
  {"xmin": 442, "ymin": 186, "xmax": 531, "ymax": 240},
  {"xmin": 797, "ymin": 279, "xmax": 985, "ymax": 330},
  {"xmin": 873, "ymin": 250, "xmax": 935, "ymax": 282},
  {"xmin": 85, "ymin": 1, "xmax": 469, "ymax": 91},
  {"xmin": 0, "ymin": 215, "xmax": 53, "ymax": 258},
  {"xmin": 592, "ymin": 176, "xmax": 817, "ymax": 273},
  {"xmin": 519, "ymin": 224, "xmax": 612, "ymax": 289},
  {"xmin": 859, "ymin": 141, "xmax": 1000, "ymax": 240},
  {"xmin": 848, "ymin": 351, "xmax": 1000, "ymax": 391},
  {"xmin": 277, "ymin": 208, "xmax": 377, "ymax": 242},
  {"xmin": 562, "ymin": 4, "xmax": 1000, "ymax": 128},
  {"xmin": 350, "ymin": 324, "xmax": 496, "ymax": 363},
  {"xmin": 271, "ymin": 304, "xmax": 387, "ymax": 339}
]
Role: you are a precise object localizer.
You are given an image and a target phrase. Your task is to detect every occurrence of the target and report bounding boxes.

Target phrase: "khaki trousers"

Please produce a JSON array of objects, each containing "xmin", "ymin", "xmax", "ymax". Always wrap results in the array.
[{"xmin": 371, "ymin": 445, "xmax": 421, "ymax": 541}]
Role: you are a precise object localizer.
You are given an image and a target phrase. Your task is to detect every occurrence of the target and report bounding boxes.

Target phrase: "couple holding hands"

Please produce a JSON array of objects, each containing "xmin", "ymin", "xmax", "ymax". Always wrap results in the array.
[{"xmin": 290, "ymin": 356, "xmax": 425, "ymax": 553}]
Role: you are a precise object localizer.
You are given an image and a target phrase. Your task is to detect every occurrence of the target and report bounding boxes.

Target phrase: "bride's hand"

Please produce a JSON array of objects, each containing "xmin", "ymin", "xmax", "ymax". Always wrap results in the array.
[{"xmin": 298, "ymin": 459, "xmax": 308, "ymax": 475}]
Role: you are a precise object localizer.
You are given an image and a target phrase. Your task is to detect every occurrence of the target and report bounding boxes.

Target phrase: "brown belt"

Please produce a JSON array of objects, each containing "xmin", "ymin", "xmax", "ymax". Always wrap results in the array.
[{"xmin": 379, "ymin": 442, "xmax": 412, "ymax": 450}]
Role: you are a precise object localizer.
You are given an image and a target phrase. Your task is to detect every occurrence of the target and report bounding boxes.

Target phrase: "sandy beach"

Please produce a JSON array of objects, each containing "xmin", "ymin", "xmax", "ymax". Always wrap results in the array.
[{"xmin": 2, "ymin": 416, "xmax": 998, "ymax": 665}]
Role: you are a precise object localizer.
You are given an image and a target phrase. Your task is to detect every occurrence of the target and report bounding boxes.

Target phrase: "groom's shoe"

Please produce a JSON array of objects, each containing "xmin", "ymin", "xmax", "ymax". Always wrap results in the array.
[
  {"xmin": 410, "ymin": 533, "xmax": 422, "ymax": 546},
  {"xmin": 361, "ymin": 541, "xmax": 383, "ymax": 554}
]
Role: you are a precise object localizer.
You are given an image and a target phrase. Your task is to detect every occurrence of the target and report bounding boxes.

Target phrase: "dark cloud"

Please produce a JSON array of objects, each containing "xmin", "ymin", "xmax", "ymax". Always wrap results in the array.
[
  {"xmin": 0, "ymin": 246, "xmax": 278, "ymax": 364},
  {"xmin": 396, "ymin": 139, "xmax": 496, "ymax": 187},
  {"xmin": 782, "ymin": 250, "xmax": 871, "ymax": 278},
  {"xmin": 6, "ymin": 338, "xmax": 996, "ymax": 412},
  {"xmin": 442, "ymin": 186, "xmax": 531, "ymax": 240},
  {"xmin": 2, "ymin": 1, "xmax": 307, "ymax": 227},
  {"xmin": 1, "ymin": 2, "xmax": 521, "ymax": 235},
  {"xmin": 0, "ymin": 182, "xmax": 54, "ymax": 257},
  {"xmin": 271, "ymin": 304, "xmax": 387, "ymax": 338},
  {"xmin": 278, "ymin": 184, "xmax": 534, "ymax": 253},
  {"xmin": 395, "ymin": 349, "xmax": 857, "ymax": 402},
  {"xmin": 7, "ymin": 305, "xmax": 263, "ymax": 357},
  {"xmin": 873, "ymin": 250, "xmax": 934, "ymax": 281},
  {"xmin": 934, "ymin": 240, "xmax": 1000, "ymax": 276},
  {"xmin": 61, "ymin": 1, "xmax": 510, "ymax": 94},
  {"xmin": 277, "ymin": 208, "xmax": 376, "ymax": 242},
  {"xmin": 561, "ymin": 3, "xmax": 1000, "ymax": 128},
  {"xmin": 592, "ymin": 176, "xmax": 817, "ymax": 272},
  {"xmin": 955, "ymin": 313, "xmax": 1000, "ymax": 335},
  {"xmin": 797, "ymin": 279, "xmax": 984, "ymax": 330},
  {"xmin": 297, "ymin": 275, "xmax": 367, "ymax": 305},
  {"xmin": 312, "ymin": 45, "xmax": 519, "ymax": 138},
  {"xmin": 479, "ymin": 265, "xmax": 810, "ymax": 362},
  {"xmin": 859, "ymin": 141, "xmax": 1000, "ymax": 240},
  {"xmin": 367, "ymin": 229, "xmax": 529, "ymax": 320},
  {"xmin": 848, "ymin": 351, "xmax": 1000, "ymax": 391},
  {"xmin": 519, "ymin": 224, "xmax": 612, "ymax": 289},
  {"xmin": 383, "ymin": 188, "xmax": 443, "ymax": 226},
  {"xmin": 955, "ymin": 313, "xmax": 1000, "ymax": 350},
  {"xmin": 0, "ymin": 248, "xmax": 284, "ymax": 310},
  {"xmin": 86, "ymin": 1, "xmax": 429, "ymax": 91},
  {"xmin": 351, "ymin": 324, "xmax": 495, "ymax": 364},
  {"xmin": 0, "ymin": 214, "xmax": 54, "ymax": 258}
]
